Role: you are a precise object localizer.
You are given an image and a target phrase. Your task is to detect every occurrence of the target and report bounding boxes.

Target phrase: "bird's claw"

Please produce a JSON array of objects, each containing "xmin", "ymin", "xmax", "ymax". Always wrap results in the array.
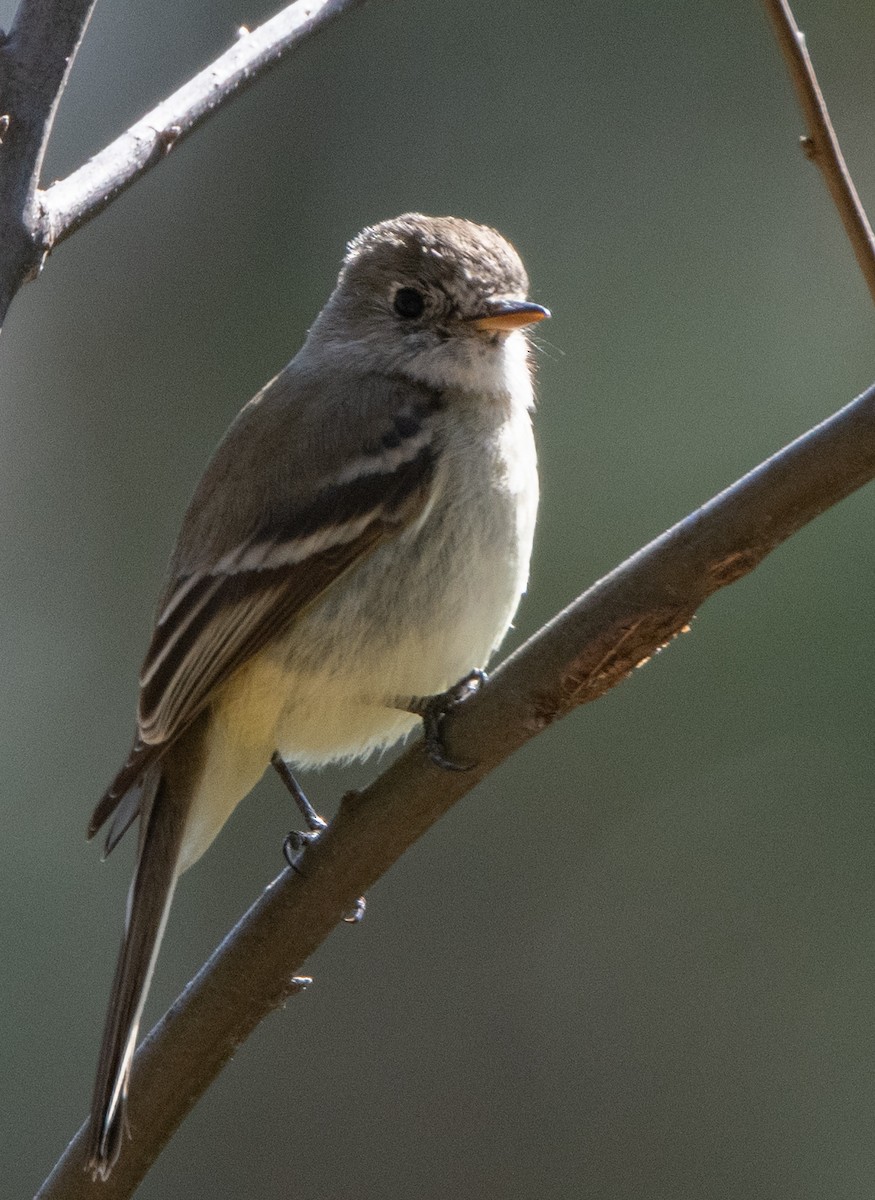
[
  {"xmin": 282, "ymin": 825, "xmax": 325, "ymax": 872},
  {"xmin": 418, "ymin": 668, "xmax": 487, "ymax": 771}
]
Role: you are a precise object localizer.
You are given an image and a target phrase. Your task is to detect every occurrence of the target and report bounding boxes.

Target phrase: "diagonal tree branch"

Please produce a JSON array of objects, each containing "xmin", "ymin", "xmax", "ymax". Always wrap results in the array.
[
  {"xmin": 38, "ymin": 0, "xmax": 367, "ymax": 248},
  {"xmin": 763, "ymin": 0, "xmax": 875, "ymax": 304},
  {"xmin": 0, "ymin": 0, "xmax": 97, "ymax": 320},
  {"xmin": 36, "ymin": 378, "xmax": 875, "ymax": 1198}
]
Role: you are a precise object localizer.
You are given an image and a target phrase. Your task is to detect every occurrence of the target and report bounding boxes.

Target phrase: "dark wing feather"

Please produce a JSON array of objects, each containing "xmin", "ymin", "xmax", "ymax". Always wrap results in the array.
[
  {"xmin": 138, "ymin": 530, "xmax": 388, "ymax": 744},
  {"xmin": 90, "ymin": 438, "xmax": 435, "ymax": 844},
  {"xmin": 88, "ymin": 738, "xmax": 162, "ymax": 844}
]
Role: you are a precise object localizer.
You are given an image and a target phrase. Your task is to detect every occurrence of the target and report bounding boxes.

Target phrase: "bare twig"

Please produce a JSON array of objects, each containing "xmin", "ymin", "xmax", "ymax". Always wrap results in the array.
[
  {"xmin": 0, "ymin": 0, "xmax": 366, "ymax": 329},
  {"xmin": 38, "ymin": 0, "xmax": 366, "ymax": 248},
  {"xmin": 36, "ymin": 377, "xmax": 875, "ymax": 1198},
  {"xmin": 0, "ymin": 0, "xmax": 97, "ymax": 321},
  {"xmin": 763, "ymin": 0, "xmax": 875, "ymax": 304}
]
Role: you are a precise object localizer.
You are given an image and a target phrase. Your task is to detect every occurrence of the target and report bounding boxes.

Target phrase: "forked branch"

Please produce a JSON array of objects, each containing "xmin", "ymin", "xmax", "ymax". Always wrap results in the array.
[
  {"xmin": 0, "ymin": 0, "xmax": 97, "ymax": 317},
  {"xmin": 38, "ymin": 0, "xmax": 366, "ymax": 246},
  {"xmin": 0, "ymin": 0, "xmax": 365, "ymax": 327}
]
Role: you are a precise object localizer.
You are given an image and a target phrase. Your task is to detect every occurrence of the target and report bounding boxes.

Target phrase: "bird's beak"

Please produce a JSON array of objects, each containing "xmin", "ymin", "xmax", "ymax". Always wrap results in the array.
[{"xmin": 468, "ymin": 299, "xmax": 551, "ymax": 332}]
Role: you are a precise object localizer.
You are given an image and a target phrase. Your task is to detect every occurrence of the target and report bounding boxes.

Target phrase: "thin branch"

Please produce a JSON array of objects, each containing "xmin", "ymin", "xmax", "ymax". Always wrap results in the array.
[
  {"xmin": 763, "ymin": 0, "xmax": 875, "ymax": 305},
  {"xmin": 38, "ymin": 0, "xmax": 367, "ymax": 248},
  {"xmin": 36, "ymin": 377, "xmax": 875, "ymax": 1199},
  {"xmin": 4, "ymin": 0, "xmax": 96, "ymax": 187},
  {"xmin": 0, "ymin": 0, "xmax": 365, "ymax": 328},
  {"xmin": 0, "ymin": 0, "xmax": 97, "ymax": 320}
]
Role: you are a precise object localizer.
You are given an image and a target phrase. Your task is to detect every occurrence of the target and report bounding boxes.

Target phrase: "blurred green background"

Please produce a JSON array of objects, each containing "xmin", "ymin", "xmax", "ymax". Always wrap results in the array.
[{"xmin": 3, "ymin": 1, "xmax": 875, "ymax": 1196}]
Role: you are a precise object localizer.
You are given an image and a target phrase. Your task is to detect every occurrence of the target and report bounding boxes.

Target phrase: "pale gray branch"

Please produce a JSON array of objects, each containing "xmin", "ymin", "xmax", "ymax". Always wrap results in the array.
[
  {"xmin": 38, "ymin": 0, "xmax": 367, "ymax": 247},
  {"xmin": 0, "ymin": 0, "xmax": 366, "ymax": 329}
]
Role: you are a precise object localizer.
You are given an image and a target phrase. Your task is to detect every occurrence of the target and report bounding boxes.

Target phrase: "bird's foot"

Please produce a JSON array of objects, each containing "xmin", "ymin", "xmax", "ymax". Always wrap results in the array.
[
  {"xmin": 272, "ymin": 751, "xmax": 328, "ymax": 871},
  {"xmin": 273, "ymin": 755, "xmax": 365, "ymax": 921},
  {"xmin": 407, "ymin": 668, "xmax": 487, "ymax": 771},
  {"xmin": 282, "ymin": 826, "xmax": 325, "ymax": 871}
]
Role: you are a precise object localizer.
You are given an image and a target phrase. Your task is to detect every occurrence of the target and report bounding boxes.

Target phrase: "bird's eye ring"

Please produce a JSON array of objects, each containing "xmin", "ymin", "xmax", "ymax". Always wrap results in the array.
[{"xmin": 393, "ymin": 287, "xmax": 426, "ymax": 319}]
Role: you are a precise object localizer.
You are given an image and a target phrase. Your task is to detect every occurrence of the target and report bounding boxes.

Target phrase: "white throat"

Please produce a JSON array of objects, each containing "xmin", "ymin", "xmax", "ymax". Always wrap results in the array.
[{"xmin": 401, "ymin": 328, "xmax": 535, "ymax": 406}]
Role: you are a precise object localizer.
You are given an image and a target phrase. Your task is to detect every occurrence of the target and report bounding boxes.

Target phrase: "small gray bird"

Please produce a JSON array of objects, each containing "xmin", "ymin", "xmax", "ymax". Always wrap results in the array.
[{"xmin": 85, "ymin": 213, "xmax": 548, "ymax": 1178}]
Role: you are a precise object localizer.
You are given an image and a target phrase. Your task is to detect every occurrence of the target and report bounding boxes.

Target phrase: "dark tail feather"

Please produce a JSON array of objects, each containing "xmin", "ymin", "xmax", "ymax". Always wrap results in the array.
[
  {"xmin": 85, "ymin": 765, "xmax": 188, "ymax": 1180},
  {"xmin": 88, "ymin": 737, "xmax": 164, "ymax": 847}
]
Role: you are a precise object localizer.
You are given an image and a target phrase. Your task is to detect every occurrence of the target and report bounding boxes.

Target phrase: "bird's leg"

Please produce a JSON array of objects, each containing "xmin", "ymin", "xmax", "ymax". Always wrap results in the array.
[
  {"xmin": 272, "ymin": 751, "xmax": 326, "ymax": 832},
  {"xmin": 404, "ymin": 668, "xmax": 487, "ymax": 771},
  {"xmin": 273, "ymin": 753, "xmax": 365, "ymax": 922},
  {"xmin": 272, "ymin": 752, "xmax": 327, "ymax": 868}
]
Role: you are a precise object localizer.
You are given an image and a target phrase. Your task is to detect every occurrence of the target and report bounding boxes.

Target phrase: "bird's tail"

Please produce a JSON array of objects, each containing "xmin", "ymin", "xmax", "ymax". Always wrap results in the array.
[{"xmin": 85, "ymin": 760, "xmax": 191, "ymax": 1180}]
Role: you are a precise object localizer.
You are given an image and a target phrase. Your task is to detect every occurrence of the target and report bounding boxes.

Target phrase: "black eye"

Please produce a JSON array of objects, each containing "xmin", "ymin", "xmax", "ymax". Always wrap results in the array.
[{"xmin": 393, "ymin": 287, "xmax": 426, "ymax": 319}]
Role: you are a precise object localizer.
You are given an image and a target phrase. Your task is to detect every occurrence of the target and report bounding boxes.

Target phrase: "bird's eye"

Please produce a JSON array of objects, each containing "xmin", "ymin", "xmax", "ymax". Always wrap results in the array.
[{"xmin": 393, "ymin": 287, "xmax": 426, "ymax": 319}]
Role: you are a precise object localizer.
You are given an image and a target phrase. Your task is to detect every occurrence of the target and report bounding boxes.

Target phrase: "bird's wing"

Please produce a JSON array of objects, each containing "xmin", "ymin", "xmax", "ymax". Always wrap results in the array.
[{"xmin": 90, "ymin": 381, "xmax": 440, "ymax": 846}]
